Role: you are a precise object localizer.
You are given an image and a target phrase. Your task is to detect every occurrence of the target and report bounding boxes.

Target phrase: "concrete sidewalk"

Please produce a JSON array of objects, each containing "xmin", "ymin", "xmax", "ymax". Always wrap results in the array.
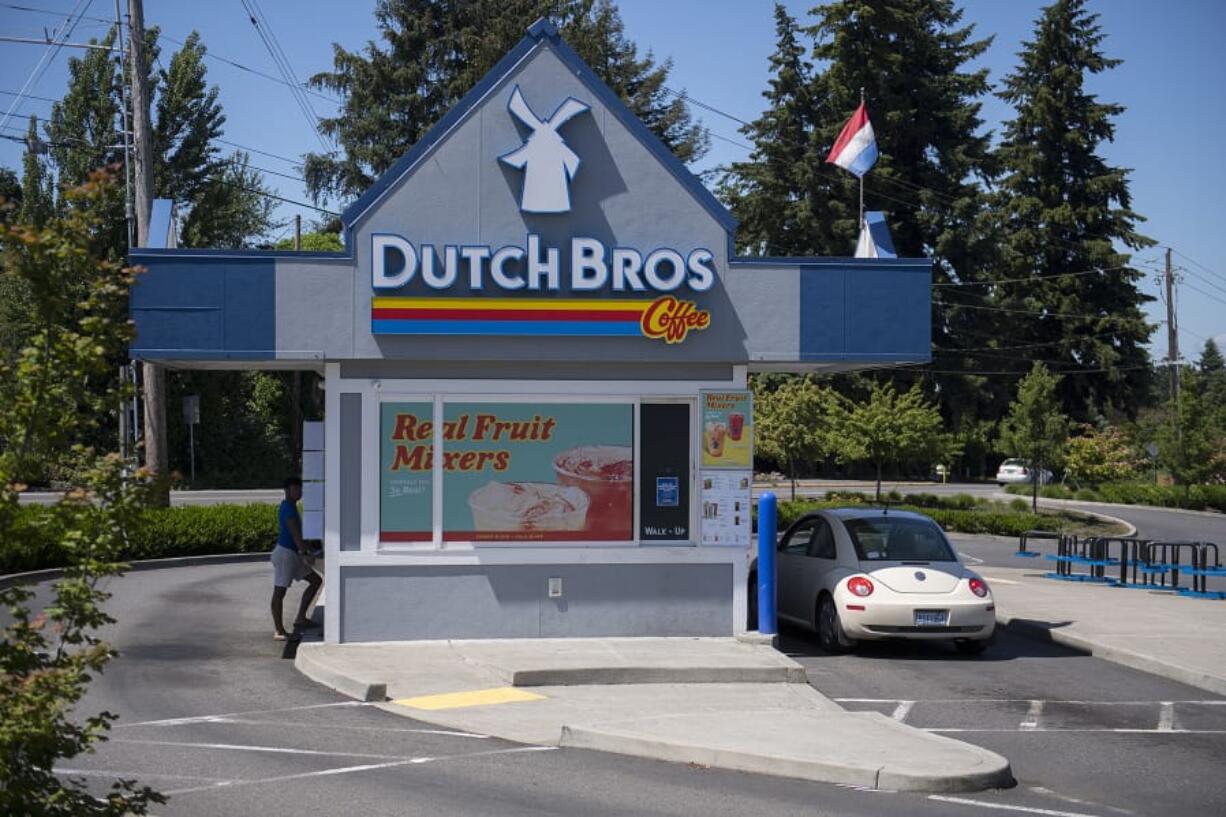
[
  {"xmin": 981, "ymin": 565, "xmax": 1226, "ymax": 695},
  {"xmin": 296, "ymin": 637, "xmax": 1011, "ymax": 792}
]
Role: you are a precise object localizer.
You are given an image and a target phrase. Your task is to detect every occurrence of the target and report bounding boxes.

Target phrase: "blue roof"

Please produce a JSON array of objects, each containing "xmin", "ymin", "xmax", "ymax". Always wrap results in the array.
[{"xmin": 341, "ymin": 18, "xmax": 738, "ymax": 234}]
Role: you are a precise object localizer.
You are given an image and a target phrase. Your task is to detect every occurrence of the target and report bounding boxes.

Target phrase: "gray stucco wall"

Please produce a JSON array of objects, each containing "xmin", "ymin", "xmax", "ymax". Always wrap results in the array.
[
  {"xmin": 345, "ymin": 42, "xmax": 748, "ymax": 365},
  {"xmin": 338, "ymin": 562, "xmax": 733, "ymax": 641}
]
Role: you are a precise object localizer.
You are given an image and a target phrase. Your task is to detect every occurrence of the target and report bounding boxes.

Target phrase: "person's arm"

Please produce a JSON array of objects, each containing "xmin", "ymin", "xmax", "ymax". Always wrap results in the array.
[{"xmin": 287, "ymin": 513, "xmax": 311, "ymax": 559}]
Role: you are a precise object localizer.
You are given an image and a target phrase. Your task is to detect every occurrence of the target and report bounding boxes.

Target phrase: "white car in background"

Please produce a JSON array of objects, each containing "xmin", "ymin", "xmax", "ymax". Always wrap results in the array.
[
  {"xmin": 750, "ymin": 509, "xmax": 996, "ymax": 655},
  {"xmin": 995, "ymin": 458, "xmax": 1052, "ymax": 486}
]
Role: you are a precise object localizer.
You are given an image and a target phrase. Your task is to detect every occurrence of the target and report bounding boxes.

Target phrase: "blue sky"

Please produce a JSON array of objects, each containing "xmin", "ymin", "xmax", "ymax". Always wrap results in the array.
[{"xmin": 1, "ymin": 0, "xmax": 1223, "ymax": 360}]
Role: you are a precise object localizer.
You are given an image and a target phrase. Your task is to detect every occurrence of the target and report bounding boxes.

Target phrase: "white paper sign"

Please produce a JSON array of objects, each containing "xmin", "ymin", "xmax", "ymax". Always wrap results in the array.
[
  {"xmin": 303, "ymin": 421, "xmax": 325, "ymax": 452},
  {"xmin": 303, "ymin": 451, "xmax": 325, "ymax": 481},
  {"xmin": 700, "ymin": 470, "xmax": 753, "ymax": 546},
  {"xmin": 302, "ymin": 481, "xmax": 324, "ymax": 513},
  {"xmin": 302, "ymin": 510, "xmax": 324, "ymax": 540}
]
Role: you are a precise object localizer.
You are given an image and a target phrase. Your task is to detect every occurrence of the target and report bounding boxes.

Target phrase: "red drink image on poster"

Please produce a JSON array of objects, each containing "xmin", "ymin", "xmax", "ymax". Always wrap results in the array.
[
  {"xmin": 554, "ymin": 445, "xmax": 633, "ymax": 539},
  {"xmin": 728, "ymin": 412, "xmax": 745, "ymax": 441}
]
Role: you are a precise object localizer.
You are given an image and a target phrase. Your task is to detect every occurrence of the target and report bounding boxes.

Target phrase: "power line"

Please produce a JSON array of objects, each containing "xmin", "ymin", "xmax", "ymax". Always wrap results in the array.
[
  {"xmin": 0, "ymin": 0, "xmax": 93, "ymax": 134},
  {"xmin": 1171, "ymin": 248, "xmax": 1226, "ymax": 287},
  {"xmin": 661, "ymin": 85, "xmax": 751, "ymax": 128},
  {"xmin": 0, "ymin": 2, "xmax": 339, "ymax": 104},
  {"xmin": 931, "ymin": 265, "xmax": 1138, "ymax": 287},
  {"xmin": 237, "ymin": 0, "xmax": 331, "ymax": 153}
]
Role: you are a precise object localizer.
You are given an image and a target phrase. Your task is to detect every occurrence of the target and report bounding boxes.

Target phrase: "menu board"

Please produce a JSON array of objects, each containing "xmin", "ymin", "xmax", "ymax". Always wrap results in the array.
[
  {"xmin": 700, "ymin": 390, "xmax": 752, "ymax": 469},
  {"xmin": 700, "ymin": 470, "xmax": 752, "ymax": 546}
]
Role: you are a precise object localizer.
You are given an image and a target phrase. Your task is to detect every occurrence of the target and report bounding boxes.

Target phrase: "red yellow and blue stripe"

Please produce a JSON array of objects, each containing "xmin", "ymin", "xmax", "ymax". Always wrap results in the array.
[{"xmin": 371, "ymin": 296, "xmax": 652, "ymax": 337}]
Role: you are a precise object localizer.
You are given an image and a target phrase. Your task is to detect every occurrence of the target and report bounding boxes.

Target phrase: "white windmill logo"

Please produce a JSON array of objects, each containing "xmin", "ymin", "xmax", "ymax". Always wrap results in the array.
[{"xmin": 500, "ymin": 85, "xmax": 591, "ymax": 214}]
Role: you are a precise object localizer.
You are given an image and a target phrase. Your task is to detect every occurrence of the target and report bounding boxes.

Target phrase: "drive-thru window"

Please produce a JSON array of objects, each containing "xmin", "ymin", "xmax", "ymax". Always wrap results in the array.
[{"xmin": 130, "ymin": 20, "xmax": 931, "ymax": 643}]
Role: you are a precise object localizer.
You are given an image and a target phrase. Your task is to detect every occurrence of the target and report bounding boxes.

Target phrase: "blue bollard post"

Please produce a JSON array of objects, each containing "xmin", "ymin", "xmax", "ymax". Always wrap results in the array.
[{"xmin": 757, "ymin": 492, "xmax": 777, "ymax": 635}]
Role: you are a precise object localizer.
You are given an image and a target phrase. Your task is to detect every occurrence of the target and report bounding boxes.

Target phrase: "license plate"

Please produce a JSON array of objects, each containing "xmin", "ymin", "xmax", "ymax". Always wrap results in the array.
[{"xmin": 914, "ymin": 610, "xmax": 949, "ymax": 627}]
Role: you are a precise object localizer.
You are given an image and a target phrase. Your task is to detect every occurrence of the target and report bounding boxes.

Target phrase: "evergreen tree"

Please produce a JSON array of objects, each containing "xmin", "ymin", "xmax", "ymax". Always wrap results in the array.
[
  {"xmin": 724, "ymin": 0, "xmax": 999, "ymax": 428},
  {"xmin": 18, "ymin": 116, "xmax": 54, "ymax": 228},
  {"xmin": 719, "ymin": 4, "xmax": 819, "ymax": 256},
  {"xmin": 304, "ymin": 0, "xmax": 709, "ymax": 203},
  {"xmin": 0, "ymin": 168, "xmax": 19, "ymax": 221},
  {"xmin": 990, "ymin": 0, "xmax": 1153, "ymax": 421}
]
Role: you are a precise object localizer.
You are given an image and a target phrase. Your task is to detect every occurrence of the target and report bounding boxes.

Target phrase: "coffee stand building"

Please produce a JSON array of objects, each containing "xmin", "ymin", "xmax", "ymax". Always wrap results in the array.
[{"xmin": 130, "ymin": 21, "xmax": 931, "ymax": 644}]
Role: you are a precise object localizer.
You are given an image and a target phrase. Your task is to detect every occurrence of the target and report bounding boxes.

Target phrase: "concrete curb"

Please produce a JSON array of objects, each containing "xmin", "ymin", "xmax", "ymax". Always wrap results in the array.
[
  {"xmin": 294, "ymin": 643, "xmax": 388, "ymax": 702},
  {"xmin": 992, "ymin": 492, "xmax": 1224, "ymax": 523},
  {"xmin": 510, "ymin": 665, "xmax": 807, "ymax": 686},
  {"xmin": 292, "ymin": 647, "xmax": 1012, "ymax": 793},
  {"xmin": 559, "ymin": 712, "xmax": 1013, "ymax": 793},
  {"xmin": 998, "ymin": 615, "xmax": 1226, "ymax": 697},
  {"xmin": 0, "ymin": 551, "xmax": 272, "ymax": 591}
]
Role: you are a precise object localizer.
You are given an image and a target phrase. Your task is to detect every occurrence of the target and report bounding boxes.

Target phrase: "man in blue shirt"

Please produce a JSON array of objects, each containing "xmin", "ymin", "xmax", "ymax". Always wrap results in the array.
[{"xmin": 271, "ymin": 477, "xmax": 322, "ymax": 640}]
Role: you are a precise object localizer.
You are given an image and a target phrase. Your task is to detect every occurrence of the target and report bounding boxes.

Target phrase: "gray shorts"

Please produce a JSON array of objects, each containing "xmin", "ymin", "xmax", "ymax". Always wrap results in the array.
[{"xmin": 271, "ymin": 546, "xmax": 312, "ymax": 588}]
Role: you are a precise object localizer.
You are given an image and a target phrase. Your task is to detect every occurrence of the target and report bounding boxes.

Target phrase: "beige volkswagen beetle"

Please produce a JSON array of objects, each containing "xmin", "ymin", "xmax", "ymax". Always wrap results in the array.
[{"xmin": 752, "ymin": 508, "xmax": 996, "ymax": 654}]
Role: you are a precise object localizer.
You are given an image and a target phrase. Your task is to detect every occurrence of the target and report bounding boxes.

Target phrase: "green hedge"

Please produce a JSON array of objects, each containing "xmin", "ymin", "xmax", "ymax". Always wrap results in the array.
[
  {"xmin": 1005, "ymin": 482, "xmax": 1226, "ymax": 513},
  {"xmin": 774, "ymin": 497, "xmax": 1051, "ymax": 538},
  {"xmin": 2, "ymin": 504, "xmax": 277, "ymax": 576}
]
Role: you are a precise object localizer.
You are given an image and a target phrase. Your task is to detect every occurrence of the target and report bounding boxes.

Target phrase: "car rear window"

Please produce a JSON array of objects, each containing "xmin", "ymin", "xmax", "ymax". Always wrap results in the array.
[
  {"xmin": 1002, "ymin": 459, "xmax": 1024, "ymax": 467},
  {"xmin": 843, "ymin": 517, "xmax": 957, "ymax": 562}
]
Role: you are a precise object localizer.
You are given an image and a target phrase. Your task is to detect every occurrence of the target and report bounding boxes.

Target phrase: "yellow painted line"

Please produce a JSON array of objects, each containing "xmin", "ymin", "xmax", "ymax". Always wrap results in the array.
[
  {"xmin": 392, "ymin": 687, "xmax": 546, "ymax": 711},
  {"xmin": 371, "ymin": 296, "xmax": 650, "ymax": 311}
]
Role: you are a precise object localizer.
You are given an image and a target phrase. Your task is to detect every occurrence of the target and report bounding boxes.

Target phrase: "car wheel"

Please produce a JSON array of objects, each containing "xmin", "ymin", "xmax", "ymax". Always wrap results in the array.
[
  {"xmin": 955, "ymin": 638, "xmax": 990, "ymax": 656},
  {"xmin": 816, "ymin": 594, "xmax": 855, "ymax": 654}
]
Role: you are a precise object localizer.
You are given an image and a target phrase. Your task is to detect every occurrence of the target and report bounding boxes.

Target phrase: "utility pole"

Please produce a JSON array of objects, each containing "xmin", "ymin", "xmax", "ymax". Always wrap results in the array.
[
  {"xmin": 130, "ymin": 0, "xmax": 168, "ymax": 504},
  {"xmin": 291, "ymin": 214, "xmax": 302, "ymax": 473},
  {"xmin": 1165, "ymin": 247, "xmax": 1179, "ymax": 402}
]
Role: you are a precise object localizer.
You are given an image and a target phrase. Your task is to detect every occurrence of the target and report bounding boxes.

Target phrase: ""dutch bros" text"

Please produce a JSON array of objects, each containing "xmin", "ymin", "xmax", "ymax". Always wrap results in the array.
[{"xmin": 371, "ymin": 233, "xmax": 716, "ymax": 294}]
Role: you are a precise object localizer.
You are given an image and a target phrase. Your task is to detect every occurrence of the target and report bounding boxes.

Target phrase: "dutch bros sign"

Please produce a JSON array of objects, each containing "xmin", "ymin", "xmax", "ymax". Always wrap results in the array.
[{"xmin": 370, "ymin": 234, "xmax": 715, "ymax": 344}]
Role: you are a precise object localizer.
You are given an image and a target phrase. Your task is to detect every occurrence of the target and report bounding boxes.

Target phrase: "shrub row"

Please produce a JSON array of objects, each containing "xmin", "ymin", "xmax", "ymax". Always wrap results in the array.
[
  {"xmin": 2, "ymin": 503, "xmax": 278, "ymax": 576},
  {"xmin": 1004, "ymin": 482, "xmax": 1226, "ymax": 513},
  {"xmin": 774, "ymin": 497, "xmax": 1051, "ymax": 538}
]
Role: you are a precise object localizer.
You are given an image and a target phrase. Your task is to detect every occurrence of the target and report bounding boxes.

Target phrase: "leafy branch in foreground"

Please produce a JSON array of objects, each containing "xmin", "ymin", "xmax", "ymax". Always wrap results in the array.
[{"xmin": 0, "ymin": 170, "xmax": 164, "ymax": 816}]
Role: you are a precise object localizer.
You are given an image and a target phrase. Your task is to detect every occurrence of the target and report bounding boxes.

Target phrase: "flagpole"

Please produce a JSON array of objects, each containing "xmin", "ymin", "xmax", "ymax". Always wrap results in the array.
[{"xmin": 858, "ymin": 87, "xmax": 865, "ymax": 234}]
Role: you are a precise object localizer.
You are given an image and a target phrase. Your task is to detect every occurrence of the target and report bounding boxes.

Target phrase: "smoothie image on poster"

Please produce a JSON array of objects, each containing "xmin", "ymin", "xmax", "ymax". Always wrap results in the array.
[
  {"xmin": 443, "ymin": 403, "xmax": 633, "ymax": 541},
  {"xmin": 554, "ymin": 445, "xmax": 633, "ymax": 539},
  {"xmin": 468, "ymin": 482, "xmax": 589, "ymax": 531}
]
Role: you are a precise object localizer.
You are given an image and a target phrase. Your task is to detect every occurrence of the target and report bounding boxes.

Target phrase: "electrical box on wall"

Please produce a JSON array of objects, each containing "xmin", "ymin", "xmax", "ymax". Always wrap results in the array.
[{"xmin": 547, "ymin": 577, "xmax": 563, "ymax": 599}]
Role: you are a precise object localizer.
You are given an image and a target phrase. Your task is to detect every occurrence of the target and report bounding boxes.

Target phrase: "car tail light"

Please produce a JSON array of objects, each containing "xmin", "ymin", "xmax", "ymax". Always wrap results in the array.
[
  {"xmin": 847, "ymin": 576, "xmax": 874, "ymax": 597},
  {"xmin": 969, "ymin": 577, "xmax": 989, "ymax": 598},
  {"xmin": 1021, "ymin": 467, "xmax": 1029, "ymax": 475}
]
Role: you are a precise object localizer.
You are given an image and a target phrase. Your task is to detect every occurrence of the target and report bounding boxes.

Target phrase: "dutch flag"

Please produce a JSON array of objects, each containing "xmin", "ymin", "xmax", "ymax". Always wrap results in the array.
[{"xmin": 825, "ymin": 103, "xmax": 878, "ymax": 178}]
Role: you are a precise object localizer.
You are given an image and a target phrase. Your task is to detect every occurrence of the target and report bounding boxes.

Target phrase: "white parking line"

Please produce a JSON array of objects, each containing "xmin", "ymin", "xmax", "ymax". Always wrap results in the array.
[
  {"xmin": 1157, "ymin": 702, "xmax": 1175, "ymax": 731},
  {"xmin": 834, "ymin": 698, "xmax": 1226, "ymax": 706},
  {"xmin": 1020, "ymin": 700, "xmax": 1044, "ymax": 730},
  {"xmin": 928, "ymin": 794, "xmax": 1103, "ymax": 817},
  {"xmin": 959, "ymin": 552, "xmax": 985, "ymax": 565},
  {"xmin": 891, "ymin": 701, "xmax": 915, "ymax": 722},
  {"xmin": 929, "ymin": 728, "xmax": 1226, "ymax": 734},
  {"xmin": 110, "ymin": 739, "xmax": 406, "ymax": 760},
  {"xmin": 55, "ymin": 767, "xmax": 229, "ymax": 783},
  {"xmin": 160, "ymin": 745, "xmax": 557, "ymax": 797},
  {"xmin": 115, "ymin": 701, "xmax": 368, "ymax": 728},
  {"xmin": 170, "ymin": 717, "xmax": 491, "ymax": 739}
]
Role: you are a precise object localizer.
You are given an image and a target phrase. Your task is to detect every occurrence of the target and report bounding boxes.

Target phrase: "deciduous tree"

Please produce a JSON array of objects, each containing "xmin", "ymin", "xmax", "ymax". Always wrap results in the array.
[
  {"xmin": 835, "ymin": 381, "xmax": 952, "ymax": 501},
  {"xmin": 754, "ymin": 376, "xmax": 832, "ymax": 501},
  {"xmin": 999, "ymin": 363, "xmax": 1070, "ymax": 511},
  {"xmin": 0, "ymin": 170, "xmax": 162, "ymax": 816}
]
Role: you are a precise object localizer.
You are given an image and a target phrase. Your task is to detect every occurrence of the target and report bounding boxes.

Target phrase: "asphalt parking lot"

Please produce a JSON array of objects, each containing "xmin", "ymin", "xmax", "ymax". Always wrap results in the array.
[
  {"xmin": 783, "ymin": 626, "xmax": 1226, "ymax": 817},
  {"xmin": 28, "ymin": 561, "xmax": 1226, "ymax": 817}
]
